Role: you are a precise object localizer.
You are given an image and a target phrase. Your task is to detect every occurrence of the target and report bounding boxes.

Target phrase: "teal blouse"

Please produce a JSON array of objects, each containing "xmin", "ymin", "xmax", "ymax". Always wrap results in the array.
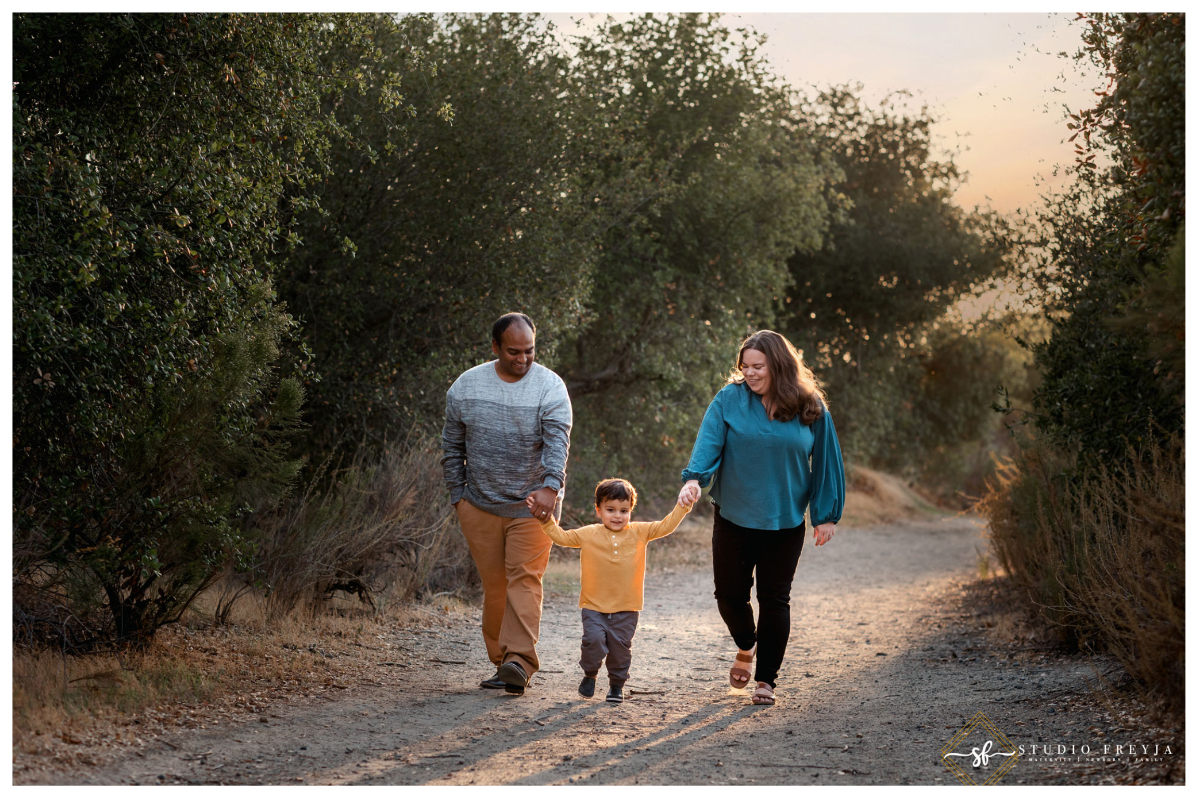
[{"xmin": 681, "ymin": 382, "xmax": 845, "ymax": 530}]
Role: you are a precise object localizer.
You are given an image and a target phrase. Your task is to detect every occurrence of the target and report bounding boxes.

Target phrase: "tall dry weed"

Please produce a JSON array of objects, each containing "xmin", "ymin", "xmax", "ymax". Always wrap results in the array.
[
  {"xmin": 1065, "ymin": 436, "xmax": 1184, "ymax": 713},
  {"xmin": 976, "ymin": 441, "xmax": 1079, "ymax": 628},
  {"xmin": 977, "ymin": 434, "xmax": 1184, "ymax": 713},
  {"xmin": 238, "ymin": 434, "xmax": 476, "ymax": 619}
]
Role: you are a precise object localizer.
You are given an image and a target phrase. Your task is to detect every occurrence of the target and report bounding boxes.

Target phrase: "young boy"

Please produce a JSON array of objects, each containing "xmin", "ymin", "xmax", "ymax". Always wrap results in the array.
[{"xmin": 528, "ymin": 478, "xmax": 691, "ymax": 703}]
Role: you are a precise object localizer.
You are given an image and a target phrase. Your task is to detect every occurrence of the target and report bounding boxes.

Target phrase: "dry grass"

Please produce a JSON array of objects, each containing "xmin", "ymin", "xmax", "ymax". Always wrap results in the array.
[
  {"xmin": 1062, "ymin": 437, "xmax": 1184, "ymax": 715},
  {"xmin": 12, "ymin": 436, "xmax": 484, "ymax": 768},
  {"xmin": 13, "ymin": 647, "xmax": 217, "ymax": 737},
  {"xmin": 11, "ymin": 436, "xmax": 482, "ymax": 742},
  {"xmin": 12, "ymin": 587, "xmax": 471, "ymax": 764},
  {"xmin": 975, "ymin": 442, "xmax": 1076, "ymax": 622},
  {"xmin": 242, "ymin": 435, "xmax": 476, "ymax": 620},
  {"xmin": 976, "ymin": 435, "xmax": 1184, "ymax": 716}
]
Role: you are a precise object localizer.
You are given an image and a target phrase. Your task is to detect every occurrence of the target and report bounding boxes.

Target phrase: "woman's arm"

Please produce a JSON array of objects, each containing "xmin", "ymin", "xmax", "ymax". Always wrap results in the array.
[
  {"xmin": 809, "ymin": 407, "xmax": 846, "ymax": 530},
  {"xmin": 680, "ymin": 390, "xmax": 728, "ymax": 489}
]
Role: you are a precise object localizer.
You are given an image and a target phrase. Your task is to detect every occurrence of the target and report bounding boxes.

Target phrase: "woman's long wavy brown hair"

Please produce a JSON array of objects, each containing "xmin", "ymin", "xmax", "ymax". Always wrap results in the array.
[{"xmin": 728, "ymin": 330, "xmax": 827, "ymax": 424}]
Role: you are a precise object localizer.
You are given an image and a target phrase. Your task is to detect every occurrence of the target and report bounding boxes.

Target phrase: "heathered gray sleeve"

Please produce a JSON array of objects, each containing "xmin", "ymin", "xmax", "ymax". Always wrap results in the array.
[
  {"xmin": 441, "ymin": 382, "xmax": 467, "ymax": 504},
  {"xmin": 539, "ymin": 378, "xmax": 572, "ymax": 492}
]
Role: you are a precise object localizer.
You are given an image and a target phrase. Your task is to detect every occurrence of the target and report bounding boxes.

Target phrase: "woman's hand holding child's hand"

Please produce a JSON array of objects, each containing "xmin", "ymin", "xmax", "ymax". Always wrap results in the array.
[{"xmin": 679, "ymin": 480, "xmax": 701, "ymax": 507}]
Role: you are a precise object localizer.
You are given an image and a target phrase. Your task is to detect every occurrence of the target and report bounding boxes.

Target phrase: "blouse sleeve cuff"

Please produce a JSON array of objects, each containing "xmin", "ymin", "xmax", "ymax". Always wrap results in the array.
[{"xmin": 811, "ymin": 507, "xmax": 843, "ymax": 527}]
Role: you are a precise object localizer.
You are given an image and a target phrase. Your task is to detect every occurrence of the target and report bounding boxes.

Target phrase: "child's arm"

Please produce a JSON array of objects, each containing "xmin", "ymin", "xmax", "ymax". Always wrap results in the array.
[
  {"xmin": 534, "ymin": 513, "xmax": 585, "ymax": 548},
  {"xmin": 641, "ymin": 501, "xmax": 693, "ymax": 541}
]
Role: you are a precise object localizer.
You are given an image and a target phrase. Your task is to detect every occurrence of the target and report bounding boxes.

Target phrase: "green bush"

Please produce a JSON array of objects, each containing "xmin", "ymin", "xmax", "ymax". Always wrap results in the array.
[
  {"xmin": 1017, "ymin": 13, "xmax": 1184, "ymax": 465},
  {"xmin": 11, "ymin": 13, "xmax": 434, "ymax": 647},
  {"xmin": 977, "ymin": 12, "xmax": 1186, "ymax": 718}
]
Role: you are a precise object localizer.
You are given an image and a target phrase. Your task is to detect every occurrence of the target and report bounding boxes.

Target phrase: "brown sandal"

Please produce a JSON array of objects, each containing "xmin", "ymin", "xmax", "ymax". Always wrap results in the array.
[
  {"xmin": 729, "ymin": 645, "xmax": 756, "ymax": 688},
  {"xmin": 751, "ymin": 682, "xmax": 776, "ymax": 705}
]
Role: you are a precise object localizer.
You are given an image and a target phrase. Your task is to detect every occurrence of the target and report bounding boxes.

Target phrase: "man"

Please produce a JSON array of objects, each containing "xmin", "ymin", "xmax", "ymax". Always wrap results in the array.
[{"xmin": 441, "ymin": 312, "xmax": 572, "ymax": 695}]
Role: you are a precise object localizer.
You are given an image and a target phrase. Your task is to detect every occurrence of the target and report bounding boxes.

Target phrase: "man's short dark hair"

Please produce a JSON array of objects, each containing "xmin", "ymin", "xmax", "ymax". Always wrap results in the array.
[
  {"xmin": 594, "ymin": 478, "xmax": 638, "ymax": 510},
  {"xmin": 492, "ymin": 312, "xmax": 536, "ymax": 345}
]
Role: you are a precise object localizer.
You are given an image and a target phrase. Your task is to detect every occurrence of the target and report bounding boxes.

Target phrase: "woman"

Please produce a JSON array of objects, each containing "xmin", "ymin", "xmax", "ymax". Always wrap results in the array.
[{"xmin": 679, "ymin": 330, "xmax": 845, "ymax": 706}]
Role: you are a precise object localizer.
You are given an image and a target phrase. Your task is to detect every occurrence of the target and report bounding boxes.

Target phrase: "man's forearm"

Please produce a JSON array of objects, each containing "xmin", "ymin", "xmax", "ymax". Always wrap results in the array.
[
  {"xmin": 441, "ymin": 402, "xmax": 468, "ymax": 503},
  {"xmin": 540, "ymin": 395, "xmax": 572, "ymax": 491},
  {"xmin": 442, "ymin": 453, "xmax": 467, "ymax": 503}
]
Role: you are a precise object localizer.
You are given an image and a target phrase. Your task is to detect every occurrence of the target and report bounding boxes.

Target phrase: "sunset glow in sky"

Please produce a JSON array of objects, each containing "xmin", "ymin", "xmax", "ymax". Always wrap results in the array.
[{"xmin": 546, "ymin": 12, "xmax": 1107, "ymax": 217}]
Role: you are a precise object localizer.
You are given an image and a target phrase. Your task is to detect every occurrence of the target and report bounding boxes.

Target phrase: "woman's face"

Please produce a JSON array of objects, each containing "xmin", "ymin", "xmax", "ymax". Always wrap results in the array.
[{"xmin": 741, "ymin": 347, "xmax": 772, "ymax": 396}]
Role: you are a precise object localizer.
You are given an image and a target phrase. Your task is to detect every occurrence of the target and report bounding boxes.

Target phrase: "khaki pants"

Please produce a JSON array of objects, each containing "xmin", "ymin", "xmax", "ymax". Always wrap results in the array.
[{"xmin": 456, "ymin": 501, "xmax": 552, "ymax": 676}]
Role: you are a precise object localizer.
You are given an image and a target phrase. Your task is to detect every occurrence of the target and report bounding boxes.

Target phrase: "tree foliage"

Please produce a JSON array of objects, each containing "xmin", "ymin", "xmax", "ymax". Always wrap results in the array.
[
  {"xmin": 553, "ymin": 14, "xmax": 838, "ymax": 502},
  {"xmin": 12, "ymin": 12, "xmax": 435, "ymax": 646},
  {"xmin": 280, "ymin": 14, "xmax": 600, "ymax": 451},
  {"xmin": 1016, "ymin": 12, "xmax": 1184, "ymax": 462},
  {"xmin": 280, "ymin": 13, "xmax": 842, "ymax": 506},
  {"xmin": 779, "ymin": 88, "xmax": 1016, "ymax": 468}
]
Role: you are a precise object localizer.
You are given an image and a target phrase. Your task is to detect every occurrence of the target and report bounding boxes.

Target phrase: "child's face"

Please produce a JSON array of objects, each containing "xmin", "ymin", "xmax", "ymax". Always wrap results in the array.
[{"xmin": 595, "ymin": 499, "xmax": 632, "ymax": 531}]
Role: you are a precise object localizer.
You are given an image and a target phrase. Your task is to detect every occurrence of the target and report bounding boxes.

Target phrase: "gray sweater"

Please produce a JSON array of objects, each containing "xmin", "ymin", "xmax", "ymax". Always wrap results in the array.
[{"xmin": 441, "ymin": 361, "xmax": 573, "ymax": 519}]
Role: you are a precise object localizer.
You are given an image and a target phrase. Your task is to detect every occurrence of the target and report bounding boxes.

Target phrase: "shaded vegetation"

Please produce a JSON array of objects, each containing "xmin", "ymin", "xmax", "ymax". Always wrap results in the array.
[
  {"xmin": 981, "ymin": 12, "xmax": 1184, "ymax": 715},
  {"xmin": 12, "ymin": 12, "xmax": 442, "ymax": 647}
]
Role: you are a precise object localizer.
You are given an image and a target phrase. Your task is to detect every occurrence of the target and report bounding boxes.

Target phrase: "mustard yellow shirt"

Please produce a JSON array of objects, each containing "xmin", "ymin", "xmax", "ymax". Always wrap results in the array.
[{"xmin": 539, "ymin": 502, "xmax": 691, "ymax": 613}]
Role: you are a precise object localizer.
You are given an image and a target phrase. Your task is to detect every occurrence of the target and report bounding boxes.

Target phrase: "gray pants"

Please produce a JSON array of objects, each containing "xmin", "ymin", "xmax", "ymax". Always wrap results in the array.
[{"xmin": 580, "ymin": 609, "xmax": 639, "ymax": 683}]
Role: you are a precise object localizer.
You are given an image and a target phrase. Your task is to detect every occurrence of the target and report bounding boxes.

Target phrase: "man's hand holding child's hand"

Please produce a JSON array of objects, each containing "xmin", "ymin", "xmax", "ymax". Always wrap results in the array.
[{"xmin": 526, "ymin": 487, "xmax": 557, "ymax": 520}]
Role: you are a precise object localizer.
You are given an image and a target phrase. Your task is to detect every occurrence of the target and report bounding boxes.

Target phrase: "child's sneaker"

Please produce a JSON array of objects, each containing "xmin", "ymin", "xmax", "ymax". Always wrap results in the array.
[
  {"xmin": 606, "ymin": 682, "xmax": 624, "ymax": 703},
  {"xmin": 578, "ymin": 675, "xmax": 596, "ymax": 698}
]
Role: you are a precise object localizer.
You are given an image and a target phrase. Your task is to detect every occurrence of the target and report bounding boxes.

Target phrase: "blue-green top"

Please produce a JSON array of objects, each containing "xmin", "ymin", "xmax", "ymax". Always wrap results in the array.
[{"xmin": 681, "ymin": 382, "xmax": 845, "ymax": 530}]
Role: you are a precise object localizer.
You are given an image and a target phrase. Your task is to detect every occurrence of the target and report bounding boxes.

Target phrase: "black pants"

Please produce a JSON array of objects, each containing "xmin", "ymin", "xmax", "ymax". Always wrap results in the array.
[{"xmin": 711, "ymin": 507, "xmax": 805, "ymax": 688}]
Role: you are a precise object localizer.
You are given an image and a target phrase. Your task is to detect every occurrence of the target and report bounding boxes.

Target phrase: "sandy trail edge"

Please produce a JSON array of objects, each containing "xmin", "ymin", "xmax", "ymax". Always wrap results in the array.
[{"xmin": 19, "ymin": 515, "xmax": 1181, "ymax": 785}]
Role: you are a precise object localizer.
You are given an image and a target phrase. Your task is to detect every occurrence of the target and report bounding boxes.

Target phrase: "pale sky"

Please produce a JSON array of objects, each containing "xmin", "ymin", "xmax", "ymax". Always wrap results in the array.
[{"xmin": 546, "ymin": 12, "xmax": 1107, "ymax": 216}]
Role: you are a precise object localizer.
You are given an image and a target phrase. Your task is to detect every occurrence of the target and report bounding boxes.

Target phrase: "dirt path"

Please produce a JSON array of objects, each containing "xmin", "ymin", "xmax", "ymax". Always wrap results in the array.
[{"xmin": 22, "ymin": 515, "xmax": 1182, "ymax": 785}]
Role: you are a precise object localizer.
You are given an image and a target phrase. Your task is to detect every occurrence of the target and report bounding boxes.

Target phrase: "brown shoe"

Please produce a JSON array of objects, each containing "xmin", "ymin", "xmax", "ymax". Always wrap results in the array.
[{"xmin": 479, "ymin": 671, "xmax": 506, "ymax": 689}]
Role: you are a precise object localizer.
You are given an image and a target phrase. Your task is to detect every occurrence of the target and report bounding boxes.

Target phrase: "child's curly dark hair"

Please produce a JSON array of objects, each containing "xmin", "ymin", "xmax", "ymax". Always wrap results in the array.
[{"xmin": 594, "ymin": 477, "xmax": 638, "ymax": 510}]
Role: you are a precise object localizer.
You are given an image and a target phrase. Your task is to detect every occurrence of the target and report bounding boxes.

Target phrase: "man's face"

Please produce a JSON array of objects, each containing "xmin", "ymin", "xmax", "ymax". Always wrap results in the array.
[{"xmin": 492, "ymin": 322, "xmax": 535, "ymax": 380}]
